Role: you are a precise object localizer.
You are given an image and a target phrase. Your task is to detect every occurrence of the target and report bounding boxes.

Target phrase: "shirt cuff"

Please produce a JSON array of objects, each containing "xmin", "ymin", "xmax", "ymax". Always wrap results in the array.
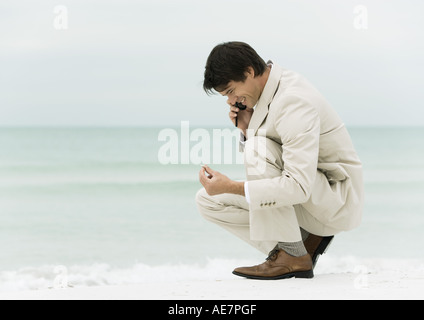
[
  {"xmin": 239, "ymin": 132, "xmax": 247, "ymax": 153},
  {"xmin": 240, "ymin": 132, "xmax": 247, "ymax": 144},
  {"xmin": 244, "ymin": 181, "xmax": 251, "ymax": 204}
]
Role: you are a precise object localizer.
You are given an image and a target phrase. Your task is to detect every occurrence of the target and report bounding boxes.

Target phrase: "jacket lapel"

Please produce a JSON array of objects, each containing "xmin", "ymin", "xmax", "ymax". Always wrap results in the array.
[{"xmin": 247, "ymin": 61, "xmax": 283, "ymax": 139}]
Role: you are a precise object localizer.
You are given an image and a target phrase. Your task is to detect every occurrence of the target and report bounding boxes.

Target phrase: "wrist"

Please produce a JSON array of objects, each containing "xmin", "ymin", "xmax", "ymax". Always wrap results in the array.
[{"xmin": 229, "ymin": 180, "xmax": 245, "ymax": 196}]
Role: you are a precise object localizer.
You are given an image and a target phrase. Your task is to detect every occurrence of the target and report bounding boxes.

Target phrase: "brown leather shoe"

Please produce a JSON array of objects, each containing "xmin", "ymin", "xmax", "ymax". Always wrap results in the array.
[
  {"xmin": 304, "ymin": 234, "xmax": 334, "ymax": 269},
  {"xmin": 232, "ymin": 249, "xmax": 314, "ymax": 280}
]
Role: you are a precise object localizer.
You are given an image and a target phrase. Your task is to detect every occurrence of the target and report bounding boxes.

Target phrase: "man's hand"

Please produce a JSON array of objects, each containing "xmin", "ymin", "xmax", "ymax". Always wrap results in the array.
[
  {"xmin": 199, "ymin": 165, "xmax": 245, "ymax": 196},
  {"xmin": 229, "ymin": 105, "xmax": 254, "ymax": 136}
]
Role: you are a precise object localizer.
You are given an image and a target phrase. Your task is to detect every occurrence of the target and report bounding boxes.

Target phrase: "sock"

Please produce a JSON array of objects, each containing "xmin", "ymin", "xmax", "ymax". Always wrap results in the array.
[
  {"xmin": 277, "ymin": 241, "xmax": 308, "ymax": 257},
  {"xmin": 300, "ymin": 227, "xmax": 310, "ymax": 241}
]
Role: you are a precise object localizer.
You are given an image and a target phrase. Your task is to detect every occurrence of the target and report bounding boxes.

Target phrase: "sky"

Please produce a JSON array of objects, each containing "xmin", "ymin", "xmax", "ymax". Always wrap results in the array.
[{"xmin": 0, "ymin": 0, "xmax": 423, "ymax": 127}]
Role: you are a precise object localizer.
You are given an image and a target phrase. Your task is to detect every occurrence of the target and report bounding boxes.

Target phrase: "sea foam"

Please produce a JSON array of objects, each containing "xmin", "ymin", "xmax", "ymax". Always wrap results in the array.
[{"xmin": 1, "ymin": 256, "xmax": 423, "ymax": 293}]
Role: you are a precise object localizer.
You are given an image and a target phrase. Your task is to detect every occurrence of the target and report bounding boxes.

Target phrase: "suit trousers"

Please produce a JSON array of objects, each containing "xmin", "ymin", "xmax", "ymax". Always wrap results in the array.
[{"xmin": 195, "ymin": 136, "xmax": 342, "ymax": 255}]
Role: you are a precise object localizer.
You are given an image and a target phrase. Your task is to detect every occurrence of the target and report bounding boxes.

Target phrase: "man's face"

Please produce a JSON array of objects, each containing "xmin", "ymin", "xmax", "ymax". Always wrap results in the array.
[{"xmin": 218, "ymin": 67, "xmax": 260, "ymax": 109}]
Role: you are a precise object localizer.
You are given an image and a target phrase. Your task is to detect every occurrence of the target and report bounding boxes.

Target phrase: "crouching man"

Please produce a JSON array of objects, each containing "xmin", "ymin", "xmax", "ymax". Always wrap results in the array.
[{"xmin": 196, "ymin": 42, "xmax": 364, "ymax": 280}]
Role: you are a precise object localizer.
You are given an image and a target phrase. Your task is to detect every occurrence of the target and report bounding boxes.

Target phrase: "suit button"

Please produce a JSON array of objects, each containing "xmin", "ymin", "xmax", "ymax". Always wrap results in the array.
[
  {"xmin": 260, "ymin": 203, "xmax": 263, "ymax": 207},
  {"xmin": 273, "ymin": 201, "xmax": 276, "ymax": 205}
]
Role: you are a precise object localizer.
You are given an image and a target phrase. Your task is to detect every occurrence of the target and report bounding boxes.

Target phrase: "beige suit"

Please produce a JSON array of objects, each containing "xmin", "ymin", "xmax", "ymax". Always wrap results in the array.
[{"xmin": 196, "ymin": 61, "xmax": 364, "ymax": 254}]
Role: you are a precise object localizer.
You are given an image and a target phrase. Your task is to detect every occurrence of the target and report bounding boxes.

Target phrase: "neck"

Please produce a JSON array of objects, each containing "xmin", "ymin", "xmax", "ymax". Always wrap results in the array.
[{"xmin": 258, "ymin": 65, "xmax": 271, "ymax": 97}]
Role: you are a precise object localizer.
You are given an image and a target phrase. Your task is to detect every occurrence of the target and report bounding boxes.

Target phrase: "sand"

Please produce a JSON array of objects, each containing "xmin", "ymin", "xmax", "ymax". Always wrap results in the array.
[{"xmin": 1, "ymin": 258, "xmax": 423, "ymax": 300}]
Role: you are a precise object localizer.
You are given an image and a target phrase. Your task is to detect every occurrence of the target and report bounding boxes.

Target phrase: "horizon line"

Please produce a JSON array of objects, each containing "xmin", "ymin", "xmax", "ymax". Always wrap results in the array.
[{"xmin": 0, "ymin": 124, "xmax": 423, "ymax": 129}]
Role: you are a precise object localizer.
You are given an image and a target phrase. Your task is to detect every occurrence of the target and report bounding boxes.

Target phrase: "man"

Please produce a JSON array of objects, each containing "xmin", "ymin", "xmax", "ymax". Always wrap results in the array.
[{"xmin": 196, "ymin": 41, "xmax": 364, "ymax": 280}]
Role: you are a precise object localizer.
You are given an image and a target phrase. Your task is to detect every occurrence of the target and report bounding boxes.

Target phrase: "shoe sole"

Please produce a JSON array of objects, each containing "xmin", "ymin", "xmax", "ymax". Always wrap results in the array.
[
  {"xmin": 232, "ymin": 269, "xmax": 314, "ymax": 280},
  {"xmin": 312, "ymin": 236, "xmax": 334, "ymax": 269}
]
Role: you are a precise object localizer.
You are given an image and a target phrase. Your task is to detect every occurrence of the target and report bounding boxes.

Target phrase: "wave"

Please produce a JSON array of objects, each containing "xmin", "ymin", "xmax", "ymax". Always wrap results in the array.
[
  {"xmin": 0, "ymin": 177, "xmax": 201, "ymax": 189},
  {"xmin": 0, "ymin": 163, "xmax": 245, "ymax": 188},
  {"xmin": 0, "ymin": 259, "xmax": 244, "ymax": 292},
  {"xmin": 1, "ymin": 256, "xmax": 423, "ymax": 293}
]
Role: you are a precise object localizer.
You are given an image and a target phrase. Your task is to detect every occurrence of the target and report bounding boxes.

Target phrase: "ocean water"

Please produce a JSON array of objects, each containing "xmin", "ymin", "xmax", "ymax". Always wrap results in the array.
[{"xmin": 0, "ymin": 126, "xmax": 423, "ymax": 291}]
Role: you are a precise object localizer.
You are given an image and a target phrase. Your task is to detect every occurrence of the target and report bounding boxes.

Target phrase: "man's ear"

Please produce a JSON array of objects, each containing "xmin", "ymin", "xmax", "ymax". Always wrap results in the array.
[{"xmin": 245, "ymin": 66, "xmax": 255, "ymax": 78}]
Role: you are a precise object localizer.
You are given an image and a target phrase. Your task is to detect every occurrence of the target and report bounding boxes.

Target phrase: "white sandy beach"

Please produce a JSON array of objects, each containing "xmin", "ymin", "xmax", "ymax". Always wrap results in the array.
[{"xmin": 1, "ymin": 256, "xmax": 423, "ymax": 300}]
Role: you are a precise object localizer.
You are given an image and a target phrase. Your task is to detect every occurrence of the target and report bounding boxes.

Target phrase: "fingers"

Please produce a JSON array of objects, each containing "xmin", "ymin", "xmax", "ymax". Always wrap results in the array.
[
  {"xmin": 199, "ymin": 167, "xmax": 208, "ymax": 185},
  {"xmin": 229, "ymin": 111, "xmax": 237, "ymax": 123},
  {"xmin": 229, "ymin": 105, "xmax": 240, "ymax": 125},
  {"xmin": 202, "ymin": 164, "xmax": 214, "ymax": 176},
  {"xmin": 230, "ymin": 105, "xmax": 240, "ymax": 112},
  {"xmin": 199, "ymin": 165, "xmax": 213, "ymax": 186}
]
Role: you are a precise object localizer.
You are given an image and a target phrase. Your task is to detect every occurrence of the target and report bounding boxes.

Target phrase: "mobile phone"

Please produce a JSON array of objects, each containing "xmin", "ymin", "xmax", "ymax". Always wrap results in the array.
[
  {"xmin": 235, "ymin": 102, "xmax": 246, "ymax": 110},
  {"xmin": 235, "ymin": 102, "xmax": 246, "ymax": 127}
]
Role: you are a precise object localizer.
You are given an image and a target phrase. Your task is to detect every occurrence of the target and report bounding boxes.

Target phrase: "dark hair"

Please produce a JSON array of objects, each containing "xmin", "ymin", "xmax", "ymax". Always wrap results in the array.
[{"xmin": 203, "ymin": 41, "xmax": 267, "ymax": 95}]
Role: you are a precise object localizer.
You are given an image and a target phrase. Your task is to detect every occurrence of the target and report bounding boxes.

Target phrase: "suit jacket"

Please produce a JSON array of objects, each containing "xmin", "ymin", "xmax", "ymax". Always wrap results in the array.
[{"xmin": 244, "ymin": 61, "xmax": 364, "ymax": 231}]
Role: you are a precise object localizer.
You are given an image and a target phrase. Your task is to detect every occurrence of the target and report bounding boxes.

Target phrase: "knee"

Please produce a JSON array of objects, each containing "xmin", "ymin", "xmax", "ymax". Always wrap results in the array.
[
  {"xmin": 195, "ymin": 187, "xmax": 207, "ymax": 206},
  {"xmin": 195, "ymin": 187, "xmax": 215, "ymax": 220},
  {"xmin": 195, "ymin": 187, "xmax": 206, "ymax": 207},
  {"xmin": 244, "ymin": 136, "xmax": 283, "ymax": 178},
  {"xmin": 244, "ymin": 136, "xmax": 268, "ymax": 156},
  {"xmin": 244, "ymin": 136, "xmax": 282, "ymax": 164}
]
